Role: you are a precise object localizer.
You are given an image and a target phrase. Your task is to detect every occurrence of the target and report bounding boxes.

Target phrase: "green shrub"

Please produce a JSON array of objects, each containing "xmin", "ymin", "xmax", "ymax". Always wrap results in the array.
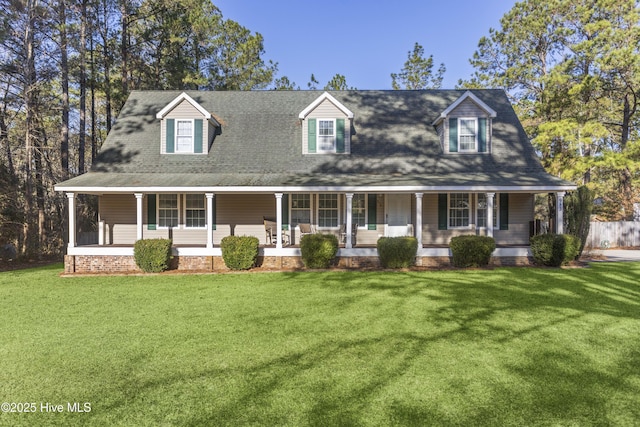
[
  {"xmin": 220, "ymin": 235, "xmax": 259, "ymax": 270},
  {"xmin": 377, "ymin": 237, "xmax": 418, "ymax": 268},
  {"xmin": 133, "ymin": 239, "xmax": 172, "ymax": 273},
  {"xmin": 530, "ymin": 233, "xmax": 580, "ymax": 267},
  {"xmin": 450, "ymin": 235, "xmax": 496, "ymax": 268},
  {"xmin": 300, "ymin": 233, "xmax": 339, "ymax": 269}
]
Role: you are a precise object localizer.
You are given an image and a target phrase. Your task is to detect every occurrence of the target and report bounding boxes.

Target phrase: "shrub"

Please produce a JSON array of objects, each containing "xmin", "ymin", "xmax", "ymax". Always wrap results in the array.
[
  {"xmin": 450, "ymin": 235, "xmax": 496, "ymax": 268},
  {"xmin": 377, "ymin": 237, "xmax": 418, "ymax": 268},
  {"xmin": 300, "ymin": 233, "xmax": 339, "ymax": 269},
  {"xmin": 220, "ymin": 235, "xmax": 259, "ymax": 270},
  {"xmin": 564, "ymin": 185, "xmax": 594, "ymax": 256},
  {"xmin": 133, "ymin": 239, "xmax": 172, "ymax": 273},
  {"xmin": 530, "ymin": 233, "xmax": 581, "ymax": 267}
]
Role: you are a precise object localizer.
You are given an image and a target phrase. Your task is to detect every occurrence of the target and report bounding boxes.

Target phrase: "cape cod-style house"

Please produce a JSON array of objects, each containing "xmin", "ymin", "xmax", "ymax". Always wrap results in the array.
[{"xmin": 55, "ymin": 90, "xmax": 576, "ymax": 273}]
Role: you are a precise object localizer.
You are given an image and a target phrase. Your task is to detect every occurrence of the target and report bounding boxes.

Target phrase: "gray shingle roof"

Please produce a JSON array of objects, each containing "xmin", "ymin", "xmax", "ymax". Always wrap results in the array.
[{"xmin": 56, "ymin": 90, "xmax": 575, "ymax": 192}]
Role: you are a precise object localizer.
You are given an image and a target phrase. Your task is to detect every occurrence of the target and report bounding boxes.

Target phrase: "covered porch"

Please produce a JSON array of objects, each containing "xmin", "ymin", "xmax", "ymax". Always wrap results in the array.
[{"xmin": 62, "ymin": 189, "xmax": 569, "ymax": 273}]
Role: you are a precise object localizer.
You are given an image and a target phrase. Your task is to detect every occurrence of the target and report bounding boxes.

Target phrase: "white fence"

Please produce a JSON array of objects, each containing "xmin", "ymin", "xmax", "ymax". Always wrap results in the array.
[{"xmin": 585, "ymin": 221, "xmax": 640, "ymax": 248}]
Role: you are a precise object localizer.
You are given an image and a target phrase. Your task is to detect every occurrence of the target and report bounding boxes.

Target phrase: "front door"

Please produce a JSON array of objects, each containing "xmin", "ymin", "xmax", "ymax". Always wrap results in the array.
[{"xmin": 386, "ymin": 194, "xmax": 411, "ymax": 237}]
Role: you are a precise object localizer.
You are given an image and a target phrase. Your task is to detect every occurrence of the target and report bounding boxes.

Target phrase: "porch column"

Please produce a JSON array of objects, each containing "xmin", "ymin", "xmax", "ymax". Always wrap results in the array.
[
  {"xmin": 275, "ymin": 193, "xmax": 283, "ymax": 249},
  {"xmin": 67, "ymin": 192, "xmax": 76, "ymax": 248},
  {"xmin": 486, "ymin": 192, "xmax": 495, "ymax": 238},
  {"xmin": 556, "ymin": 192, "xmax": 565, "ymax": 234},
  {"xmin": 206, "ymin": 193, "xmax": 214, "ymax": 249},
  {"xmin": 414, "ymin": 193, "xmax": 423, "ymax": 247},
  {"xmin": 345, "ymin": 193, "xmax": 353, "ymax": 249},
  {"xmin": 135, "ymin": 193, "xmax": 143, "ymax": 241}
]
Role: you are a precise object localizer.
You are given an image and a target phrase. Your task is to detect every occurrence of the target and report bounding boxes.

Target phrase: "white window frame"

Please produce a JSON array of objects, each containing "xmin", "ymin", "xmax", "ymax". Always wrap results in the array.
[
  {"xmin": 458, "ymin": 118, "xmax": 477, "ymax": 152},
  {"xmin": 317, "ymin": 193, "xmax": 340, "ymax": 229},
  {"xmin": 448, "ymin": 193, "xmax": 471, "ymax": 229},
  {"xmin": 352, "ymin": 193, "xmax": 367, "ymax": 229},
  {"xmin": 476, "ymin": 193, "xmax": 498, "ymax": 229},
  {"xmin": 317, "ymin": 119, "xmax": 336, "ymax": 153},
  {"xmin": 184, "ymin": 194, "xmax": 206, "ymax": 229},
  {"xmin": 158, "ymin": 194, "xmax": 179, "ymax": 229},
  {"xmin": 290, "ymin": 194, "xmax": 312, "ymax": 228},
  {"xmin": 175, "ymin": 119, "xmax": 194, "ymax": 153}
]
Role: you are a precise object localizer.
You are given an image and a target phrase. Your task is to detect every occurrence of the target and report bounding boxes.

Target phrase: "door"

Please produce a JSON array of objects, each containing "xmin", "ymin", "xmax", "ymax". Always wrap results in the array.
[{"xmin": 386, "ymin": 194, "xmax": 411, "ymax": 237}]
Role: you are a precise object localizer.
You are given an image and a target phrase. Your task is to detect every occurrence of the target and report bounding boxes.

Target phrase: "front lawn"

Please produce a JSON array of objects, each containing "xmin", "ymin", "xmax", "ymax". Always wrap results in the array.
[{"xmin": 1, "ymin": 263, "xmax": 639, "ymax": 426}]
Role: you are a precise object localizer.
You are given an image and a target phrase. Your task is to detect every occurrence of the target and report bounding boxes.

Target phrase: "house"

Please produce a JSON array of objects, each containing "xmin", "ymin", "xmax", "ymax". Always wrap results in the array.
[{"xmin": 55, "ymin": 90, "xmax": 576, "ymax": 273}]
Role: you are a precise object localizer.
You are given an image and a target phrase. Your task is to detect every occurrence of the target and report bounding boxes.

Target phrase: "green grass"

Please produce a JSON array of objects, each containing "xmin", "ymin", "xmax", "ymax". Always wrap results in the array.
[{"xmin": 1, "ymin": 263, "xmax": 639, "ymax": 426}]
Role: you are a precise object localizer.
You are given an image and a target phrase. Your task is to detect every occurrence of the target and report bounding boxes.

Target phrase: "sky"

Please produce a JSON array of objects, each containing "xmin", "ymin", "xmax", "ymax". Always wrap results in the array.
[{"xmin": 214, "ymin": 0, "xmax": 518, "ymax": 90}]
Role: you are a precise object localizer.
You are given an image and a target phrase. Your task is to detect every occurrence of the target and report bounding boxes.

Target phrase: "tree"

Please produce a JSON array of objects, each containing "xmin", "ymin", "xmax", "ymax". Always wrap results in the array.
[
  {"xmin": 564, "ymin": 185, "xmax": 594, "ymax": 257},
  {"xmin": 391, "ymin": 42, "xmax": 446, "ymax": 90},
  {"xmin": 462, "ymin": 0, "xmax": 640, "ymax": 220},
  {"xmin": 272, "ymin": 76, "xmax": 298, "ymax": 90},
  {"xmin": 324, "ymin": 73, "xmax": 355, "ymax": 91}
]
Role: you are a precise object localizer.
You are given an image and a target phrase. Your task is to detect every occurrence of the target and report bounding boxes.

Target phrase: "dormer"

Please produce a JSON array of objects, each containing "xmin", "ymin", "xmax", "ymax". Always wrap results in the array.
[
  {"xmin": 156, "ymin": 92, "xmax": 220, "ymax": 154},
  {"xmin": 299, "ymin": 92, "xmax": 354, "ymax": 154},
  {"xmin": 432, "ymin": 91, "xmax": 497, "ymax": 154}
]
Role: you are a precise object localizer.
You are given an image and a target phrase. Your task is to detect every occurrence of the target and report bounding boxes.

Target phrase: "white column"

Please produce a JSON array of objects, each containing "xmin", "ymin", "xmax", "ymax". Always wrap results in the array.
[
  {"xmin": 486, "ymin": 192, "xmax": 495, "ymax": 238},
  {"xmin": 415, "ymin": 193, "xmax": 423, "ymax": 247},
  {"xmin": 135, "ymin": 193, "xmax": 144, "ymax": 241},
  {"xmin": 205, "ymin": 193, "xmax": 214, "ymax": 249},
  {"xmin": 556, "ymin": 192, "xmax": 565, "ymax": 234},
  {"xmin": 275, "ymin": 193, "xmax": 283, "ymax": 249},
  {"xmin": 345, "ymin": 193, "xmax": 353, "ymax": 249},
  {"xmin": 67, "ymin": 192, "xmax": 76, "ymax": 248}
]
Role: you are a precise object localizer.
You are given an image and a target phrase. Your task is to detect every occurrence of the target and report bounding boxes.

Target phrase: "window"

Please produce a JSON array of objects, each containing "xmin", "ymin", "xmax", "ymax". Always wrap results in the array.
[
  {"xmin": 318, "ymin": 119, "xmax": 335, "ymax": 152},
  {"xmin": 318, "ymin": 194, "xmax": 339, "ymax": 228},
  {"xmin": 459, "ymin": 118, "xmax": 477, "ymax": 152},
  {"xmin": 291, "ymin": 194, "xmax": 311, "ymax": 227},
  {"xmin": 449, "ymin": 193, "xmax": 470, "ymax": 228},
  {"xmin": 158, "ymin": 194, "xmax": 178, "ymax": 228},
  {"xmin": 477, "ymin": 193, "xmax": 498, "ymax": 229},
  {"xmin": 352, "ymin": 194, "xmax": 366, "ymax": 227},
  {"xmin": 175, "ymin": 119, "xmax": 194, "ymax": 153},
  {"xmin": 185, "ymin": 194, "xmax": 205, "ymax": 228}
]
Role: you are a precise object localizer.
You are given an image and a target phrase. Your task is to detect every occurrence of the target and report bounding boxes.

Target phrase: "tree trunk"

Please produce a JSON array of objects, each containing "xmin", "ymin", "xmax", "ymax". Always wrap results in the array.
[
  {"xmin": 78, "ymin": 0, "xmax": 87, "ymax": 175},
  {"xmin": 59, "ymin": 0, "xmax": 70, "ymax": 178}
]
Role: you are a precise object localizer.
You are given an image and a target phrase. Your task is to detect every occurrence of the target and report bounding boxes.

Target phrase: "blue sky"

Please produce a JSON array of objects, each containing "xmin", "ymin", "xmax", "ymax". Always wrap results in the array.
[{"xmin": 215, "ymin": 0, "xmax": 517, "ymax": 89}]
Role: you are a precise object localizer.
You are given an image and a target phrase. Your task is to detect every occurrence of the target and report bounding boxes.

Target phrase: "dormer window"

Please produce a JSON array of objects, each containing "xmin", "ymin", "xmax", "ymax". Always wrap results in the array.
[
  {"xmin": 299, "ymin": 92, "xmax": 353, "ymax": 155},
  {"xmin": 433, "ymin": 91, "xmax": 496, "ymax": 154},
  {"xmin": 318, "ymin": 119, "xmax": 336, "ymax": 152},
  {"xmin": 458, "ymin": 118, "xmax": 477, "ymax": 152},
  {"xmin": 156, "ymin": 92, "xmax": 220, "ymax": 155},
  {"xmin": 176, "ymin": 119, "xmax": 194, "ymax": 153}
]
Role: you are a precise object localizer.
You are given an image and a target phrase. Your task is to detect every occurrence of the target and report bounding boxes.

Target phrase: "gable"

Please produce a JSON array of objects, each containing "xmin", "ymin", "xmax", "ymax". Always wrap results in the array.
[{"xmin": 300, "ymin": 93, "xmax": 352, "ymax": 155}]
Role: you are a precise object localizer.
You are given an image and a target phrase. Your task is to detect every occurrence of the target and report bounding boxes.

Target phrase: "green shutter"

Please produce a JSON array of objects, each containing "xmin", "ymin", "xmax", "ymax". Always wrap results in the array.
[
  {"xmin": 478, "ymin": 118, "xmax": 487, "ymax": 152},
  {"xmin": 438, "ymin": 194, "xmax": 448, "ymax": 230},
  {"xmin": 367, "ymin": 194, "xmax": 377, "ymax": 230},
  {"xmin": 308, "ymin": 118, "xmax": 317, "ymax": 153},
  {"xmin": 281, "ymin": 194, "xmax": 289, "ymax": 230},
  {"xmin": 211, "ymin": 195, "xmax": 216, "ymax": 230},
  {"xmin": 194, "ymin": 119, "xmax": 203, "ymax": 153},
  {"xmin": 449, "ymin": 118, "xmax": 458, "ymax": 152},
  {"xmin": 500, "ymin": 193, "xmax": 509, "ymax": 230},
  {"xmin": 336, "ymin": 118, "xmax": 345, "ymax": 153},
  {"xmin": 147, "ymin": 194, "xmax": 156, "ymax": 230},
  {"xmin": 165, "ymin": 119, "xmax": 175, "ymax": 153}
]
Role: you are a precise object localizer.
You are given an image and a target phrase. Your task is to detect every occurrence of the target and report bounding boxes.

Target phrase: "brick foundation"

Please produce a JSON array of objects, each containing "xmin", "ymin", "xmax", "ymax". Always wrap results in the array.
[{"xmin": 63, "ymin": 253, "xmax": 533, "ymax": 273}]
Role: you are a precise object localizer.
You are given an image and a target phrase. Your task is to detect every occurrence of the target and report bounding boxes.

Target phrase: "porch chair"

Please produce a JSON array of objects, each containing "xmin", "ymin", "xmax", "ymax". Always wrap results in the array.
[
  {"xmin": 298, "ymin": 223, "xmax": 314, "ymax": 238},
  {"xmin": 340, "ymin": 223, "xmax": 358, "ymax": 245},
  {"xmin": 264, "ymin": 218, "xmax": 289, "ymax": 246}
]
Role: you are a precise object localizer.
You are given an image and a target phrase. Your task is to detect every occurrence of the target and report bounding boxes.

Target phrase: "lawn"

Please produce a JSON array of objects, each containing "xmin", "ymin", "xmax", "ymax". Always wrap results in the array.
[{"xmin": 1, "ymin": 263, "xmax": 639, "ymax": 426}]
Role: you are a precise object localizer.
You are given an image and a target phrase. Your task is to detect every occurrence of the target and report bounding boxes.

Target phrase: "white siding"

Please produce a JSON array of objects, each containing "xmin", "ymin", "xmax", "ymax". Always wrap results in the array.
[
  {"xmin": 100, "ymin": 194, "xmax": 137, "ymax": 244},
  {"xmin": 302, "ymin": 98, "xmax": 351, "ymax": 154},
  {"xmin": 160, "ymin": 99, "xmax": 211, "ymax": 154},
  {"xmin": 443, "ymin": 98, "xmax": 492, "ymax": 154}
]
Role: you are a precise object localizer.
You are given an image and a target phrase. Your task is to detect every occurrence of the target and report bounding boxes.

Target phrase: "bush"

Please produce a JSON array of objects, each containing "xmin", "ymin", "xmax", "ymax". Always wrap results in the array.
[
  {"xmin": 377, "ymin": 237, "xmax": 418, "ymax": 268},
  {"xmin": 133, "ymin": 239, "xmax": 172, "ymax": 273},
  {"xmin": 530, "ymin": 233, "xmax": 580, "ymax": 267},
  {"xmin": 300, "ymin": 233, "xmax": 339, "ymax": 269},
  {"xmin": 450, "ymin": 235, "xmax": 496, "ymax": 268},
  {"xmin": 220, "ymin": 235, "xmax": 259, "ymax": 270}
]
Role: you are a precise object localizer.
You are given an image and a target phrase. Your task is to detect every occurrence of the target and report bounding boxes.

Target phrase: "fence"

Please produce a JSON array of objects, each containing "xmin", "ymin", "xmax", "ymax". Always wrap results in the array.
[{"xmin": 585, "ymin": 221, "xmax": 640, "ymax": 248}]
